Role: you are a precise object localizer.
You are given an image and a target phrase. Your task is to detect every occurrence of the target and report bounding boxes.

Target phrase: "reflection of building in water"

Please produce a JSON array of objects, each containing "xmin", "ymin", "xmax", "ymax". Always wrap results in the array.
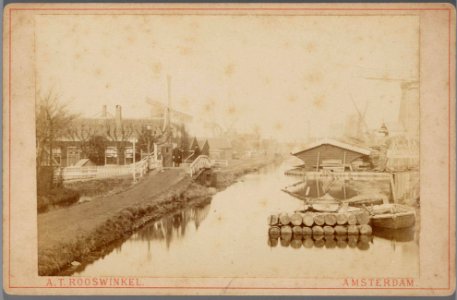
[
  {"xmin": 289, "ymin": 178, "xmax": 391, "ymax": 201},
  {"xmin": 132, "ymin": 203, "xmax": 211, "ymax": 249}
]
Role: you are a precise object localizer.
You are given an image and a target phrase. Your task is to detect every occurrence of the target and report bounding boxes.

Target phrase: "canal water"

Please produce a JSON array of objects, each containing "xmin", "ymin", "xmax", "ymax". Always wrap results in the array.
[{"xmin": 75, "ymin": 159, "xmax": 419, "ymax": 278}]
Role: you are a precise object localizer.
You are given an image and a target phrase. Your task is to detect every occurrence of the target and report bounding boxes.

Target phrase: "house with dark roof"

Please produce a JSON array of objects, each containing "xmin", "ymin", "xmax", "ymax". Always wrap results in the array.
[{"xmin": 46, "ymin": 105, "xmax": 172, "ymax": 167}]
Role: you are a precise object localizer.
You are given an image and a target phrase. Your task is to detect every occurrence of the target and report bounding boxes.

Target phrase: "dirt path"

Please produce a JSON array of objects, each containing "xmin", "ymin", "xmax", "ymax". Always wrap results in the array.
[{"xmin": 38, "ymin": 169, "xmax": 187, "ymax": 254}]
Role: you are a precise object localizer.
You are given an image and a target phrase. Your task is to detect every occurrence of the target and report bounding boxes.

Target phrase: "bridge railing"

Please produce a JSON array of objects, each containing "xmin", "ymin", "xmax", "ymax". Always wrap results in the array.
[
  {"xmin": 189, "ymin": 155, "xmax": 212, "ymax": 177},
  {"xmin": 210, "ymin": 159, "xmax": 229, "ymax": 168}
]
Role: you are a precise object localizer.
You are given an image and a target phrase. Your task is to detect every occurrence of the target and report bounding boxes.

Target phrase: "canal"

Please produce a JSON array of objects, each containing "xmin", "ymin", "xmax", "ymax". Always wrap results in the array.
[{"xmin": 75, "ymin": 159, "xmax": 419, "ymax": 278}]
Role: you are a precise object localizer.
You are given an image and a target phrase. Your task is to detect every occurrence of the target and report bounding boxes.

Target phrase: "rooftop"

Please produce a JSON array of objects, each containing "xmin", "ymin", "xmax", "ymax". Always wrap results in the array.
[{"xmin": 291, "ymin": 138, "xmax": 371, "ymax": 156}]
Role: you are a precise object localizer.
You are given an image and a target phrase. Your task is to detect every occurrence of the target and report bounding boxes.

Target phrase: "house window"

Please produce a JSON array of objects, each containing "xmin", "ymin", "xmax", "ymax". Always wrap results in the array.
[
  {"xmin": 67, "ymin": 146, "xmax": 81, "ymax": 166},
  {"xmin": 124, "ymin": 147, "xmax": 134, "ymax": 165},
  {"xmin": 52, "ymin": 147, "xmax": 61, "ymax": 166},
  {"xmin": 105, "ymin": 146, "xmax": 118, "ymax": 165}
]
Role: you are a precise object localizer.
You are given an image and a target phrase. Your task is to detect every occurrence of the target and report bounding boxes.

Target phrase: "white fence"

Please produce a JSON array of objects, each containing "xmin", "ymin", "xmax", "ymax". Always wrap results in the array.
[
  {"xmin": 210, "ymin": 159, "xmax": 229, "ymax": 168},
  {"xmin": 54, "ymin": 156, "xmax": 162, "ymax": 182}
]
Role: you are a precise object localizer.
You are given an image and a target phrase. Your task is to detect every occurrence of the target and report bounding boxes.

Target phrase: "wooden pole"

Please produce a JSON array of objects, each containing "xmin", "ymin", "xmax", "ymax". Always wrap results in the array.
[
  {"xmin": 390, "ymin": 173, "xmax": 397, "ymax": 203},
  {"xmin": 343, "ymin": 151, "xmax": 346, "ymax": 170}
]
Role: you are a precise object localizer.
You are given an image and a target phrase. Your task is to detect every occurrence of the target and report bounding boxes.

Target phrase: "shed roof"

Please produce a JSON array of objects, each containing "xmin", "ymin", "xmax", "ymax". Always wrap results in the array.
[
  {"xmin": 291, "ymin": 138, "xmax": 371, "ymax": 156},
  {"xmin": 73, "ymin": 159, "xmax": 95, "ymax": 167}
]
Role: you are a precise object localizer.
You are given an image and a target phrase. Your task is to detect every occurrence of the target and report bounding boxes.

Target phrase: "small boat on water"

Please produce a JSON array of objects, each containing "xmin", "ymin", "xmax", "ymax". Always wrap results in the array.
[
  {"xmin": 341, "ymin": 193, "xmax": 387, "ymax": 207},
  {"xmin": 369, "ymin": 204, "xmax": 416, "ymax": 229}
]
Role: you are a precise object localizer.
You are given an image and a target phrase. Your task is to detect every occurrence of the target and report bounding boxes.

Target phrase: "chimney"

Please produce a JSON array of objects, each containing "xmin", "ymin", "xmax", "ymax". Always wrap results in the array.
[
  {"xmin": 115, "ymin": 105, "xmax": 122, "ymax": 128},
  {"xmin": 102, "ymin": 105, "xmax": 107, "ymax": 118}
]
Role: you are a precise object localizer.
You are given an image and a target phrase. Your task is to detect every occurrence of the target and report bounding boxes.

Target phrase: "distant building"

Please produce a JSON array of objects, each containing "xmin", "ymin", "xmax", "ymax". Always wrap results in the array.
[
  {"xmin": 291, "ymin": 138, "xmax": 371, "ymax": 171},
  {"xmin": 200, "ymin": 140, "xmax": 210, "ymax": 156},
  {"xmin": 45, "ymin": 105, "xmax": 167, "ymax": 167}
]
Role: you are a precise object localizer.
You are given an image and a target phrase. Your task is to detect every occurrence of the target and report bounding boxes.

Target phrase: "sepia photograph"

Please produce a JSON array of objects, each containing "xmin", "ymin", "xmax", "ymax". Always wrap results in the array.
[{"xmin": 3, "ymin": 3, "xmax": 455, "ymax": 296}]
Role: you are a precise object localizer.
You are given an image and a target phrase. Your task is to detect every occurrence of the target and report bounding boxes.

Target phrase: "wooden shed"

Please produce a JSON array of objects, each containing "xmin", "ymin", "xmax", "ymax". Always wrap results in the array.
[{"xmin": 292, "ymin": 139, "xmax": 371, "ymax": 171}]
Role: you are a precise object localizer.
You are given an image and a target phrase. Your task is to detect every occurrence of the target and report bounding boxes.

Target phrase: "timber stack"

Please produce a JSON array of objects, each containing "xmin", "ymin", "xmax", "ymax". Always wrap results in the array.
[{"xmin": 268, "ymin": 211, "xmax": 373, "ymax": 241}]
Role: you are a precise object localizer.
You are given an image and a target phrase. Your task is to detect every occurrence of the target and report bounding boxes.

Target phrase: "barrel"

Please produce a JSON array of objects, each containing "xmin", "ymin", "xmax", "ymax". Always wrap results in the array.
[
  {"xmin": 302, "ymin": 226, "xmax": 313, "ymax": 236},
  {"xmin": 268, "ymin": 214, "xmax": 279, "ymax": 226},
  {"xmin": 290, "ymin": 213, "xmax": 303, "ymax": 226},
  {"xmin": 268, "ymin": 226, "xmax": 280, "ymax": 238},
  {"xmin": 347, "ymin": 214, "xmax": 357, "ymax": 225},
  {"xmin": 324, "ymin": 214, "xmax": 337, "ymax": 226},
  {"xmin": 281, "ymin": 225, "xmax": 292, "ymax": 237},
  {"xmin": 356, "ymin": 211, "xmax": 370, "ymax": 225},
  {"xmin": 279, "ymin": 213, "xmax": 291, "ymax": 225},
  {"xmin": 312, "ymin": 225, "xmax": 324, "ymax": 236},
  {"xmin": 323, "ymin": 225, "xmax": 335, "ymax": 235},
  {"xmin": 347, "ymin": 224, "xmax": 359, "ymax": 235},
  {"xmin": 292, "ymin": 226, "xmax": 303, "ymax": 238},
  {"xmin": 303, "ymin": 212, "xmax": 314, "ymax": 227},
  {"xmin": 359, "ymin": 224, "xmax": 373, "ymax": 235},
  {"xmin": 336, "ymin": 213, "xmax": 348, "ymax": 225},
  {"xmin": 334, "ymin": 225, "xmax": 347, "ymax": 235},
  {"xmin": 314, "ymin": 214, "xmax": 325, "ymax": 226}
]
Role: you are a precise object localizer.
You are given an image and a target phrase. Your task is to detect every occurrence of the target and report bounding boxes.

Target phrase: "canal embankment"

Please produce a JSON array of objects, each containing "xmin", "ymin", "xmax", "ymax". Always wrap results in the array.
[{"xmin": 38, "ymin": 156, "xmax": 280, "ymax": 276}]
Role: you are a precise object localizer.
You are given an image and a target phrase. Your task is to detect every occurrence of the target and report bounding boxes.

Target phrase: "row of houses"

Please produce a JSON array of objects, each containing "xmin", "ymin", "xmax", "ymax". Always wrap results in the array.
[
  {"xmin": 41, "ymin": 105, "xmax": 237, "ymax": 168},
  {"xmin": 41, "ymin": 105, "xmax": 165, "ymax": 167}
]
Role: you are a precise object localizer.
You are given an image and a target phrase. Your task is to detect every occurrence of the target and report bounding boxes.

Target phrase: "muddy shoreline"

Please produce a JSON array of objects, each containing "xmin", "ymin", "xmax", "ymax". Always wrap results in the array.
[{"xmin": 41, "ymin": 156, "xmax": 280, "ymax": 276}]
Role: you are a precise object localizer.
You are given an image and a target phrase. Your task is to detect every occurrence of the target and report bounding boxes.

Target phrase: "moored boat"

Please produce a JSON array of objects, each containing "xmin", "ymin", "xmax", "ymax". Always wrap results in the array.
[
  {"xmin": 341, "ymin": 193, "xmax": 387, "ymax": 207},
  {"xmin": 369, "ymin": 204, "xmax": 416, "ymax": 229}
]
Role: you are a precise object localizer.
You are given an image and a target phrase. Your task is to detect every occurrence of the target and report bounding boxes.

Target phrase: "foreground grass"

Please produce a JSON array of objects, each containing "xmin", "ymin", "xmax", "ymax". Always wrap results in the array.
[
  {"xmin": 37, "ymin": 187, "xmax": 80, "ymax": 213},
  {"xmin": 64, "ymin": 176, "xmax": 134, "ymax": 198}
]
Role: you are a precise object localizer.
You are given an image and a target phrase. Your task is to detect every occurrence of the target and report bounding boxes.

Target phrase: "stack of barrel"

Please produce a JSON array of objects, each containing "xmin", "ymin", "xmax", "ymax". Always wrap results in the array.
[{"xmin": 268, "ymin": 211, "xmax": 372, "ymax": 243}]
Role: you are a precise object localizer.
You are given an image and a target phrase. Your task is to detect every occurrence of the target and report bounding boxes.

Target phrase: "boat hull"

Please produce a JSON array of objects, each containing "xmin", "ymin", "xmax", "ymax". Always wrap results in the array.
[{"xmin": 371, "ymin": 212, "xmax": 416, "ymax": 229}]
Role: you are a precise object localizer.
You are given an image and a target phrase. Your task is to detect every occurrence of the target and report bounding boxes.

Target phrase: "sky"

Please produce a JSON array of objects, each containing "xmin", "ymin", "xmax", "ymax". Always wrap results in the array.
[{"xmin": 35, "ymin": 14, "xmax": 419, "ymax": 141}]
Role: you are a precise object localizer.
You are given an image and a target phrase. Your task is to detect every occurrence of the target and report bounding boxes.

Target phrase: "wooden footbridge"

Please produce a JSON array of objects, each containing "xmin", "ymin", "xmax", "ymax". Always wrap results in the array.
[{"xmin": 188, "ymin": 155, "xmax": 213, "ymax": 178}]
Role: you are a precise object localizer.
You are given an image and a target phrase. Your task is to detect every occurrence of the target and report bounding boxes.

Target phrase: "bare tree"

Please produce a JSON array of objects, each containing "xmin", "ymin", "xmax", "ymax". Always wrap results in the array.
[
  {"xmin": 36, "ymin": 91, "xmax": 78, "ymax": 167},
  {"xmin": 65, "ymin": 123, "xmax": 96, "ymax": 158},
  {"xmin": 105, "ymin": 122, "xmax": 134, "ymax": 164}
]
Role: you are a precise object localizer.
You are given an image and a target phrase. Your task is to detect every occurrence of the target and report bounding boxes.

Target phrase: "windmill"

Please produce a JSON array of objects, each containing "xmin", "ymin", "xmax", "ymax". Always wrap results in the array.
[
  {"xmin": 349, "ymin": 94, "xmax": 371, "ymax": 143},
  {"xmin": 360, "ymin": 73, "xmax": 419, "ymax": 136}
]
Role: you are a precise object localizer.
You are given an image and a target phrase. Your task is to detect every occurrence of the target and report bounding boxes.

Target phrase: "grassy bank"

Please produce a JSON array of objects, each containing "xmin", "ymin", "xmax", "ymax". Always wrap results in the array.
[
  {"xmin": 38, "ymin": 176, "xmax": 135, "ymax": 213},
  {"xmin": 37, "ymin": 187, "xmax": 80, "ymax": 213},
  {"xmin": 39, "ymin": 179, "xmax": 214, "ymax": 276},
  {"xmin": 64, "ymin": 176, "xmax": 134, "ymax": 198}
]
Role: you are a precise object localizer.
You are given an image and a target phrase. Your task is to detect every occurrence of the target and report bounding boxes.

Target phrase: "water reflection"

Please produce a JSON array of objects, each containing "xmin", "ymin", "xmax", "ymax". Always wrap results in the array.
[
  {"xmin": 289, "ymin": 178, "xmax": 391, "ymax": 201},
  {"xmin": 269, "ymin": 234, "xmax": 373, "ymax": 250},
  {"xmin": 373, "ymin": 227, "xmax": 415, "ymax": 243},
  {"xmin": 76, "ymin": 160, "xmax": 419, "ymax": 278},
  {"xmin": 132, "ymin": 203, "xmax": 211, "ymax": 248}
]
